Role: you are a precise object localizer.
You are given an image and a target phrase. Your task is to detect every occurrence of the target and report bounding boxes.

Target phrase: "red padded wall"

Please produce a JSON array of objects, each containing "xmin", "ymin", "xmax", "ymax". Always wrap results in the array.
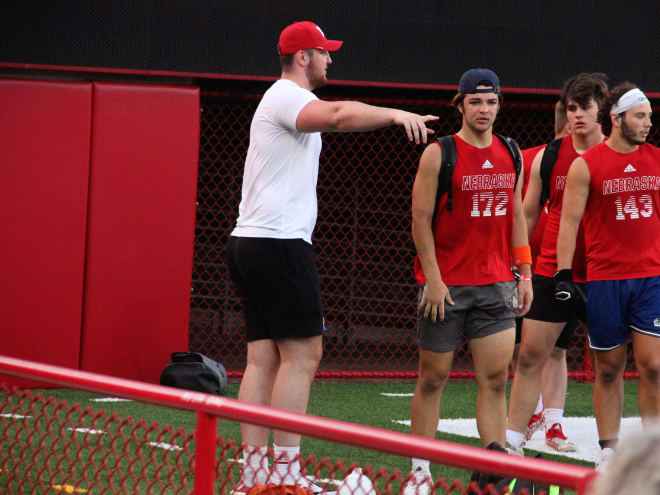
[
  {"xmin": 0, "ymin": 79, "xmax": 92, "ymax": 387},
  {"xmin": 79, "ymin": 82, "xmax": 200, "ymax": 383}
]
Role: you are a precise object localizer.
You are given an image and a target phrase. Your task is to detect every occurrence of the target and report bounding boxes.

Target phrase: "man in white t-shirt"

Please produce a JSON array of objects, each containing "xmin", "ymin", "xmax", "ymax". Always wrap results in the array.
[{"xmin": 227, "ymin": 20, "xmax": 438, "ymax": 494}]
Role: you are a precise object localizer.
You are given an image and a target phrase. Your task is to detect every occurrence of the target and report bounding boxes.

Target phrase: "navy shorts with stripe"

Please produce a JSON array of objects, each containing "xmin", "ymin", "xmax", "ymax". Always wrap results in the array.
[{"xmin": 586, "ymin": 276, "xmax": 660, "ymax": 350}]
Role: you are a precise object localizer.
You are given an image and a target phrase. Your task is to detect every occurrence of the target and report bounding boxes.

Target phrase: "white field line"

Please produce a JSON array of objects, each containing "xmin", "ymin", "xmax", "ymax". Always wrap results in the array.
[
  {"xmin": 68, "ymin": 428, "xmax": 183, "ymax": 452},
  {"xmin": 67, "ymin": 427, "xmax": 106, "ymax": 435},
  {"xmin": 393, "ymin": 416, "xmax": 643, "ymax": 464},
  {"xmin": 148, "ymin": 441, "xmax": 183, "ymax": 451},
  {"xmin": 90, "ymin": 397, "xmax": 132, "ymax": 402}
]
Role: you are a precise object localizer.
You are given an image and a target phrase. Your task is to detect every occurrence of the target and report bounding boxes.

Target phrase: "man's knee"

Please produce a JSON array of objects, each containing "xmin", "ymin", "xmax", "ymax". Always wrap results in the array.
[
  {"xmin": 249, "ymin": 359, "xmax": 280, "ymax": 377},
  {"xmin": 247, "ymin": 347, "xmax": 280, "ymax": 374},
  {"xmin": 418, "ymin": 368, "xmax": 450, "ymax": 395},
  {"xmin": 637, "ymin": 358, "xmax": 660, "ymax": 387},
  {"xmin": 308, "ymin": 341, "xmax": 323, "ymax": 364},
  {"xmin": 516, "ymin": 345, "xmax": 547, "ymax": 374},
  {"xmin": 298, "ymin": 347, "xmax": 322, "ymax": 373},
  {"xmin": 279, "ymin": 338, "xmax": 322, "ymax": 375},
  {"xmin": 596, "ymin": 362, "xmax": 624, "ymax": 386},
  {"xmin": 478, "ymin": 368, "xmax": 509, "ymax": 395},
  {"xmin": 549, "ymin": 347, "xmax": 566, "ymax": 360}
]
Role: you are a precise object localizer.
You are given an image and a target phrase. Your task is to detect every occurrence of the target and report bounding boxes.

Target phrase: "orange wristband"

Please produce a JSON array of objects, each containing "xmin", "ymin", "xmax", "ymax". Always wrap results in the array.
[{"xmin": 512, "ymin": 245, "xmax": 532, "ymax": 267}]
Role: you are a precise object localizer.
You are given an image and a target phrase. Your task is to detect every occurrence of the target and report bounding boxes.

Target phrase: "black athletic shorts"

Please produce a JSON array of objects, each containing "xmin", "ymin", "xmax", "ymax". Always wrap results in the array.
[
  {"xmin": 226, "ymin": 236, "xmax": 324, "ymax": 342},
  {"xmin": 525, "ymin": 274, "xmax": 586, "ymax": 323},
  {"xmin": 515, "ymin": 315, "xmax": 579, "ymax": 350}
]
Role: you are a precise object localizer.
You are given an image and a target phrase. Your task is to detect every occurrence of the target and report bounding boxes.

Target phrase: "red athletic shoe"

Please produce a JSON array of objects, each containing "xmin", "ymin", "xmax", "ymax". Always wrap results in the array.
[
  {"xmin": 545, "ymin": 423, "xmax": 576, "ymax": 452},
  {"xmin": 524, "ymin": 410, "xmax": 545, "ymax": 441}
]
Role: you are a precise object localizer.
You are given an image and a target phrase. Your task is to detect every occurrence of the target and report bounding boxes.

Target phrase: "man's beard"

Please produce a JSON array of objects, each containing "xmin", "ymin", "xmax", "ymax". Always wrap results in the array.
[
  {"xmin": 620, "ymin": 117, "xmax": 646, "ymax": 145},
  {"xmin": 306, "ymin": 61, "xmax": 327, "ymax": 89}
]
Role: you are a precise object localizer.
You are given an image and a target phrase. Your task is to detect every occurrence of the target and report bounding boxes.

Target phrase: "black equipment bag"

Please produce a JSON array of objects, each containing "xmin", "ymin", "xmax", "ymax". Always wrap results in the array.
[
  {"xmin": 160, "ymin": 352, "xmax": 227, "ymax": 395},
  {"xmin": 467, "ymin": 442, "xmax": 564, "ymax": 495}
]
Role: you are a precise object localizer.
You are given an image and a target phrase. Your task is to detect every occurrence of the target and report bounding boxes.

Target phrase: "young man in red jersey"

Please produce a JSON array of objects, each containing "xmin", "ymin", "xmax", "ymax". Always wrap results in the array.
[
  {"xmin": 406, "ymin": 68, "xmax": 533, "ymax": 493},
  {"xmin": 511, "ymin": 101, "xmax": 575, "ymax": 447},
  {"xmin": 505, "ymin": 74, "xmax": 608, "ymax": 455},
  {"xmin": 557, "ymin": 83, "xmax": 659, "ymax": 471}
]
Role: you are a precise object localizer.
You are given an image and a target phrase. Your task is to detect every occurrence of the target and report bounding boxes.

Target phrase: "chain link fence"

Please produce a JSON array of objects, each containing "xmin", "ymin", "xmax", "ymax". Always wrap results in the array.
[
  {"xmin": 0, "ymin": 387, "xmax": 195, "ymax": 493},
  {"xmin": 191, "ymin": 82, "xmax": 659, "ymax": 378},
  {"xmin": 1, "ymin": 383, "xmax": 583, "ymax": 495}
]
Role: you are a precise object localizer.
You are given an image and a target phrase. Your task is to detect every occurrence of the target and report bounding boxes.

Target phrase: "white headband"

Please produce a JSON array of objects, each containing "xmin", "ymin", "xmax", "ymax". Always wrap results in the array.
[{"xmin": 610, "ymin": 88, "xmax": 650, "ymax": 114}]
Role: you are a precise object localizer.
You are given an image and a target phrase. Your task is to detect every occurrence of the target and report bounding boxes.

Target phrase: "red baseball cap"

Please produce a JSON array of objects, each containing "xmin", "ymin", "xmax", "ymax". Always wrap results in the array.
[{"xmin": 278, "ymin": 21, "xmax": 343, "ymax": 55}]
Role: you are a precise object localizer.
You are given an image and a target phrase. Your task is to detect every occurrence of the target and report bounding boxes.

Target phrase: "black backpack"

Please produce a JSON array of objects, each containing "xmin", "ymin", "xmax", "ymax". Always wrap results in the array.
[
  {"xmin": 538, "ymin": 137, "xmax": 564, "ymax": 205},
  {"xmin": 433, "ymin": 134, "xmax": 522, "ymax": 216},
  {"xmin": 467, "ymin": 442, "xmax": 564, "ymax": 495},
  {"xmin": 160, "ymin": 352, "xmax": 228, "ymax": 395}
]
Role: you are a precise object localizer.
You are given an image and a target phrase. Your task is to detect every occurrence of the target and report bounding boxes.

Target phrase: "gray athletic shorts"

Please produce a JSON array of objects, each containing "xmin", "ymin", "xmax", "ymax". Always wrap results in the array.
[{"xmin": 417, "ymin": 281, "xmax": 517, "ymax": 352}]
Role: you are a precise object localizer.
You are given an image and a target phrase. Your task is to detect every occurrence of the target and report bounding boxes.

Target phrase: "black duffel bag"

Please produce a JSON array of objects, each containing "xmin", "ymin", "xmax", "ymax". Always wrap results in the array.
[
  {"xmin": 160, "ymin": 352, "xmax": 227, "ymax": 395},
  {"xmin": 467, "ymin": 442, "xmax": 564, "ymax": 495}
]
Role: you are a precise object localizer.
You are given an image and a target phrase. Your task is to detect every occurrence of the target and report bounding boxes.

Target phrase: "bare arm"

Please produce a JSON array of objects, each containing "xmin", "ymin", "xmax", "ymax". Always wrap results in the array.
[
  {"xmin": 511, "ymin": 160, "xmax": 533, "ymax": 315},
  {"xmin": 556, "ymin": 157, "xmax": 590, "ymax": 270},
  {"xmin": 522, "ymin": 148, "xmax": 545, "ymax": 237},
  {"xmin": 411, "ymin": 143, "xmax": 454, "ymax": 321},
  {"xmin": 296, "ymin": 99, "xmax": 438, "ymax": 144},
  {"xmin": 512, "ymin": 157, "xmax": 531, "ymax": 275}
]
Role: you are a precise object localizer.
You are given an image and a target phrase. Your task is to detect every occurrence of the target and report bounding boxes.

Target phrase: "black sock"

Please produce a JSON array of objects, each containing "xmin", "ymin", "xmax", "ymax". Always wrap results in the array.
[{"xmin": 599, "ymin": 439, "xmax": 619, "ymax": 450}]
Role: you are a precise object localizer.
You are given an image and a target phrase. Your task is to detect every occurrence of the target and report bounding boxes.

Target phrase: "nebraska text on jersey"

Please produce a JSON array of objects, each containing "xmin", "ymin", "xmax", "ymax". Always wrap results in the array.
[
  {"xmin": 555, "ymin": 175, "xmax": 567, "ymax": 190},
  {"xmin": 462, "ymin": 173, "xmax": 516, "ymax": 191},
  {"xmin": 602, "ymin": 175, "xmax": 660, "ymax": 195}
]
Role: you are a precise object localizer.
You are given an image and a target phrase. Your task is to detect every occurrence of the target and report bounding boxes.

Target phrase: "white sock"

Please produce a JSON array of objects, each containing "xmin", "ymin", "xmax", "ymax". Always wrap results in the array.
[
  {"xmin": 273, "ymin": 444, "xmax": 301, "ymax": 478},
  {"xmin": 543, "ymin": 408, "xmax": 564, "ymax": 430},
  {"xmin": 242, "ymin": 445, "xmax": 268, "ymax": 485},
  {"xmin": 534, "ymin": 394, "xmax": 544, "ymax": 415},
  {"xmin": 411, "ymin": 459, "xmax": 430, "ymax": 473},
  {"xmin": 505, "ymin": 429, "xmax": 525, "ymax": 448}
]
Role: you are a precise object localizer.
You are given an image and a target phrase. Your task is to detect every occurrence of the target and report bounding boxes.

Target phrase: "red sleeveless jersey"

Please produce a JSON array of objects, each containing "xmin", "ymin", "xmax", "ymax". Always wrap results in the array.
[
  {"xmin": 581, "ymin": 142, "xmax": 660, "ymax": 281},
  {"xmin": 534, "ymin": 135, "xmax": 588, "ymax": 282},
  {"xmin": 521, "ymin": 144, "xmax": 548, "ymax": 270},
  {"xmin": 414, "ymin": 135, "xmax": 516, "ymax": 286}
]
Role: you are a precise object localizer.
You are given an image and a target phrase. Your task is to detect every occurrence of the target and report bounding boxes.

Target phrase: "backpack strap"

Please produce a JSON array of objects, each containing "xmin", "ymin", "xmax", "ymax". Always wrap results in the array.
[
  {"xmin": 494, "ymin": 133, "xmax": 523, "ymax": 187},
  {"xmin": 539, "ymin": 137, "xmax": 564, "ymax": 205},
  {"xmin": 430, "ymin": 135, "xmax": 457, "ymax": 231},
  {"xmin": 438, "ymin": 135, "xmax": 458, "ymax": 210}
]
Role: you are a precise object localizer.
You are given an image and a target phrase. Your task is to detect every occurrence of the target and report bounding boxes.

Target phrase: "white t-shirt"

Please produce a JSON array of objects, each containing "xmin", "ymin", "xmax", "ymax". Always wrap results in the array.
[{"xmin": 231, "ymin": 79, "xmax": 321, "ymax": 244}]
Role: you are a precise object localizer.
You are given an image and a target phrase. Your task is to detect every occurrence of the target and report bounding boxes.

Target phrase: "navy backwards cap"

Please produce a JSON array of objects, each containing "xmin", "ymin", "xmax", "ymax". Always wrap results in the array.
[{"xmin": 458, "ymin": 68, "xmax": 500, "ymax": 94}]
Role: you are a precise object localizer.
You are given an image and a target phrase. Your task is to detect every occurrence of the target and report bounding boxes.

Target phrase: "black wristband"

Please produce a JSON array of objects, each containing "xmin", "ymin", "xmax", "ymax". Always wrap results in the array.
[{"xmin": 554, "ymin": 269, "xmax": 573, "ymax": 282}]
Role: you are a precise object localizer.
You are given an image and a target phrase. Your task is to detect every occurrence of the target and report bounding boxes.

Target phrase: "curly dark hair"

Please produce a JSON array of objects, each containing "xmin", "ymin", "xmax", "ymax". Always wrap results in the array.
[{"xmin": 559, "ymin": 73, "xmax": 609, "ymax": 109}]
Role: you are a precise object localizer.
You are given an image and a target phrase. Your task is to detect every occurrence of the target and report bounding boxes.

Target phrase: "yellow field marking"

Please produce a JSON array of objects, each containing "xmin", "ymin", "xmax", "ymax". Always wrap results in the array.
[{"xmin": 51, "ymin": 484, "xmax": 88, "ymax": 493}]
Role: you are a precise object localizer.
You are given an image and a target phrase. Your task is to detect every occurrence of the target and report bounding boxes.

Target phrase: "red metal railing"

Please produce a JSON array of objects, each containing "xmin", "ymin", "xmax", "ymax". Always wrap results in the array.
[{"xmin": 0, "ymin": 355, "xmax": 597, "ymax": 494}]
